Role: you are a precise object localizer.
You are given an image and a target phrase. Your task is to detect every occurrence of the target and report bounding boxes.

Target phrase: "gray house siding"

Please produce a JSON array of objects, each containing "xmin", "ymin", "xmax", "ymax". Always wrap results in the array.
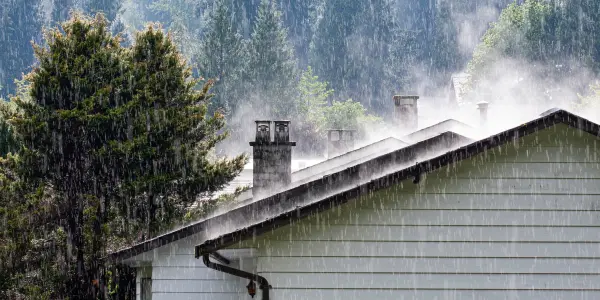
[
  {"xmin": 125, "ymin": 233, "xmax": 257, "ymax": 300},
  {"xmin": 229, "ymin": 123, "xmax": 600, "ymax": 299}
]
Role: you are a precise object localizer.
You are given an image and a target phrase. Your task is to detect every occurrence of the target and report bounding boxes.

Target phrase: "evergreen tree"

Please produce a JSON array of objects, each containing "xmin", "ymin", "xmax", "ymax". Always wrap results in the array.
[
  {"xmin": 149, "ymin": 0, "xmax": 211, "ymax": 61},
  {"xmin": 468, "ymin": 0, "xmax": 565, "ymax": 90},
  {"xmin": 310, "ymin": 0, "xmax": 366, "ymax": 105},
  {"xmin": 279, "ymin": 0, "xmax": 320, "ymax": 68},
  {"xmin": 555, "ymin": 0, "xmax": 600, "ymax": 72},
  {"xmin": 231, "ymin": 0, "xmax": 261, "ymax": 38},
  {"xmin": 246, "ymin": 0, "xmax": 298, "ymax": 118},
  {"xmin": 310, "ymin": 0, "xmax": 411, "ymax": 113},
  {"xmin": 7, "ymin": 13, "xmax": 245, "ymax": 298},
  {"xmin": 9, "ymin": 13, "xmax": 131, "ymax": 298},
  {"xmin": 0, "ymin": 153, "xmax": 60, "ymax": 298},
  {"xmin": 431, "ymin": 0, "xmax": 461, "ymax": 76},
  {"xmin": 0, "ymin": 0, "xmax": 42, "ymax": 96},
  {"xmin": 199, "ymin": 0, "xmax": 247, "ymax": 116},
  {"xmin": 122, "ymin": 24, "xmax": 246, "ymax": 236}
]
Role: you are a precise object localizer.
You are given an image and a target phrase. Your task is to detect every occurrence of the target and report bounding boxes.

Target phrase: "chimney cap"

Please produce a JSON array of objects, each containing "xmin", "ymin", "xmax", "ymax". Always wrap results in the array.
[
  {"xmin": 393, "ymin": 95, "xmax": 419, "ymax": 106},
  {"xmin": 477, "ymin": 100, "xmax": 489, "ymax": 109},
  {"xmin": 393, "ymin": 95, "xmax": 420, "ymax": 100}
]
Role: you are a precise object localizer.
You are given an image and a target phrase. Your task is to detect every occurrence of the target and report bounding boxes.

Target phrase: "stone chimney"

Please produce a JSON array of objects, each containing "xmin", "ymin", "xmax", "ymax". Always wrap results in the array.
[
  {"xmin": 393, "ymin": 95, "xmax": 419, "ymax": 131},
  {"xmin": 249, "ymin": 120, "xmax": 296, "ymax": 198},
  {"xmin": 477, "ymin": 100, "xmax": 489, "ymax": 127},
  {"xmin": 327, "ymin": 129, "xmax": 356, "ymax": 158}
]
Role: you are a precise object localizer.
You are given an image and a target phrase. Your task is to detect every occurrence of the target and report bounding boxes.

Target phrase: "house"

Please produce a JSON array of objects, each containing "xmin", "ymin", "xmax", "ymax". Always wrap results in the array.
[{"xmin": 108, "ymin": 96, "xmax": 600, "ymax": 300}]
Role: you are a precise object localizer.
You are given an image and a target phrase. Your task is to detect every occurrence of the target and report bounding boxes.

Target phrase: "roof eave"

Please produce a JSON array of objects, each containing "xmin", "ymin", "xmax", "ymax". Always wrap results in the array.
[{"xmin": 195, "ymin": 109, "xmax": 600, "ymax": 257}]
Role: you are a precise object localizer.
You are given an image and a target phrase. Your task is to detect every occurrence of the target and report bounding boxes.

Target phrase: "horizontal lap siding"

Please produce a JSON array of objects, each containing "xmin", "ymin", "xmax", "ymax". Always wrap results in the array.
[
  {"xmin": 151, "ymin": 254, "xmax": 246, "ymax": 300},
  {"xmin": 246, "ymin": 124, "xmax": 600, "ymax": 300}
]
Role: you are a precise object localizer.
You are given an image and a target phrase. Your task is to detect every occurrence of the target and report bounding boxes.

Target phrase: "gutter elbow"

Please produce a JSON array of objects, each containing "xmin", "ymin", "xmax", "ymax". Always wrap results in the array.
[{"xmin": 202, "ymin": 253, "xmax": 271, "ymax": 300}]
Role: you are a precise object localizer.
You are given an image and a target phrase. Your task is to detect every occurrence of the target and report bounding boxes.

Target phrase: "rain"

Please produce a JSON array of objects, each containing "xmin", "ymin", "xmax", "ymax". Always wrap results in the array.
[{"xmin": 1, "ymin": 0, "xmax": 600, "ymax": 299}]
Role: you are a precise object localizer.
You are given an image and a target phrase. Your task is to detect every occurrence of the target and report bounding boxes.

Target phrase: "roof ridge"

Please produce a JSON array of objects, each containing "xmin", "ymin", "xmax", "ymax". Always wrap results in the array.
[{"xmin": 106, "ymin": 108, "xmax": 596, "ymax": 263}]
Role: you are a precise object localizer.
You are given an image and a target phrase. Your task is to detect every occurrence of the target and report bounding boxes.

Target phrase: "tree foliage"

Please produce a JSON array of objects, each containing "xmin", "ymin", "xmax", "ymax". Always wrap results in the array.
[
  {"xmin": 1, "ymin": 12, "xmax": 245, "ymax": 298},
  {"xmin": 293, "ymin": 67, "xmax": 381, "ymax": 153},
  {"xmin": 310, "ymin": 0, "xmax": 425, "ymax": 113},
  {"xmin": 246, "ymin": 0, "xmax": 298, "ymax": 118},
  {"xmin": 198, "ymin": 0, "xmax": 246, "ymax": 116},
  {"xmin": 467, "ymin": 0, "xmax": 600, "ymax": 96}
]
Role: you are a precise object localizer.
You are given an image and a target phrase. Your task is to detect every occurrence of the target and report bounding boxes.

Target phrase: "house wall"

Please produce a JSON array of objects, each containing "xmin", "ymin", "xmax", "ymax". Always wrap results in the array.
[
  {"xmin": 126, "ymin": 232, "xmax": 256, "ymax": 300},
  {"xmin": 230, "ymin": 123, "xmax": 600, "ymax": 300},
  {"xmin": 150, "ymin": 252, "xmax": 250, "ymax": 300}
]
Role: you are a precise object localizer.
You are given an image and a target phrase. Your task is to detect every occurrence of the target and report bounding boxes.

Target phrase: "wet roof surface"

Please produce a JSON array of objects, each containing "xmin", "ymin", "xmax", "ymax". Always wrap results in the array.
[{"xmin": 107, "ymin": 109, "xmax": 597, "ymax": 263}]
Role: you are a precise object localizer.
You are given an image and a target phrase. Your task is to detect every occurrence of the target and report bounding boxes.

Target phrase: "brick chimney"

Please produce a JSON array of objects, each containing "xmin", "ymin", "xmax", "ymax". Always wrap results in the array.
[
  {"xmin": 249, "ymin": 120, "xmax": 296, "ymax": 198},
  {"xmin": 327, "ymin": 129, "xmax": 356, "ymax": 158},
  {"xmin": 393, "ymin": 95, "xmax": 419, "ymax": 131}
]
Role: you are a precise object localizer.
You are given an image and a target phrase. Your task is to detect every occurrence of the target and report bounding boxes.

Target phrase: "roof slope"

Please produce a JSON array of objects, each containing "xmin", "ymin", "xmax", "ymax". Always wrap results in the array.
[
  {"xmin": 193, "ymin": 109, "xmax": 600, "ymax": 257},
  {"xmin": 217, "ymin": 120, "xmax": 472, "ymax": 200},
  {"xmin": 291, "ymin": 137, "xmax": 408, "ymax": 184},
  {"xmin": 107, "ymin": 131, "xmax": 471, "ymax": 262},
  {"xmin": 402, "ymin": 119, "xmax": 477, "ymax": 142}
]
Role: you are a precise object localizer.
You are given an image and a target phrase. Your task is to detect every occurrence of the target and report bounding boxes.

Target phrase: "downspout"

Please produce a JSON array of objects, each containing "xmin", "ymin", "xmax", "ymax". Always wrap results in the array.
[{"xmin": 202, "ymin": 254, "xmax": 271, "ymax": 300}]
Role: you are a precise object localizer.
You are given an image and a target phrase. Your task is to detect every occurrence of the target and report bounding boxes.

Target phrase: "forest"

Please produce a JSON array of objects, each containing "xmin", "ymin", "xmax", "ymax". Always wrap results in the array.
[{"xmin": 1, "ymin": 0, "xmax": 600, "ymax": 298}]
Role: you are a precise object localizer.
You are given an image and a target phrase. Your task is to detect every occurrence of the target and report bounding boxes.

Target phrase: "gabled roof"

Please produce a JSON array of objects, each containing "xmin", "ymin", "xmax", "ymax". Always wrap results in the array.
[
  {"xmin": 291, "ymin": 137, "xmax": 408, "ymax": 184},
  {"xmin": 107, "ymin": 131, "xmax": 471, "ymax": 263},
  {"xmin": 402, "ymin": 119, "xmax": 478, "ymax": 143},
  {"xmin": 192, "ymin": 109, "xmax": 600, "ymax": 257},
  {"xmin": 217, "ymin": 120, "xmax": 473, "ymax": 201}
]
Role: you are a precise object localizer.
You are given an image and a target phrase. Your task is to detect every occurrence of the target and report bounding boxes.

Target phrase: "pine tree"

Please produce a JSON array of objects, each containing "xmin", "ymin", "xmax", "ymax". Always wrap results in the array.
[
  {"xmin": 9, "ymin": 14, "xmax": 125, "ymax": 298},
  {"xmin": 8, "ymin": 13, "xmax": 245, "ymax": 298},
  {"xmin": 122, "ymin": 24, "xmax": 246, "ymax": 236},
  {"xmin": 310, "ymin": 0, "xmax": 363, "ymax": 104},
  {"xmin": 246, "ymin": 0, "xmax": 298, "ymax": 118},
  {"xmin": 0, "ymin": 0, "xmax": 42, "ymax": 96},
  {"xmin": 230, "ymin": 0, "xmax": 261, "ymax": 38},
  {"xmin": 199, "ymin": 0, "xmax": 247, "ymax": 116},
  {"xmin": 431, "ymin": 1, "xmax": 461, "ymax": 77},
  {"xmin": 310, "ymin": 0, "xmax": 409, "ymax": 113},
  {"xmin": 279, "ymin": 0, "xmax": 320, "ymax": 68}
]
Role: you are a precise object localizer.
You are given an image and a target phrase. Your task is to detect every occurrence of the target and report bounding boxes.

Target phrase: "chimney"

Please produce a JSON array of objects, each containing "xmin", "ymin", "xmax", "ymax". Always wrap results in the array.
[
  {"xmin": 327, "ymin": 129, "xmax": 356, "ymax": 158},
  {"xmin": 393, "ymin": 95, "xmax": 419, "ymax": 131},
  {"xmin": 249, "ymin": 120, "xmax": 296, "ymax": 198},
  {"xmin": 477, "ymin": 100, "xmax": 489, "ymax": 127}
]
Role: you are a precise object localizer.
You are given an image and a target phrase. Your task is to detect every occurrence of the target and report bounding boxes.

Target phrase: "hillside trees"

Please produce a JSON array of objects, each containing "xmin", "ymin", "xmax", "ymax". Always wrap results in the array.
[
  {"xmin": 84, "ymin": 0, "xmax": 123, "ymax": 22},
  {"xmin": 246, "ymin": 0, "xmax": 298, "ymax": 118},
  {"xmin": 310, "ymin": 0, "xmax": 367, "ymax": 107},
  {"xmin": 52, "ymin": 0, "xmax": 74, "ymax": 24},
  {"xmin": 0, "ymin": 0, "xmax": 42, "ymax": 96},
  {"xmin": 2, "ymin": 12, "xmax": 245, "ymax": 298},
  {"xmin": 310, "ymin": 0, "xmax": 420, "ymax": 114},
  {"xmin": 53, "ymin": 0, "xmax": 123, "ymax": 23},
  {"xmin": 467, "ymin": 0, "xmax": 600, "ymax": 98},
  {"xmin": 279, "ymin": 0, "xmax": 319, "ymax": 68},
  {"xmin": 198, "ymin": 0, "xmax": 246, "ymax": 116}
]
